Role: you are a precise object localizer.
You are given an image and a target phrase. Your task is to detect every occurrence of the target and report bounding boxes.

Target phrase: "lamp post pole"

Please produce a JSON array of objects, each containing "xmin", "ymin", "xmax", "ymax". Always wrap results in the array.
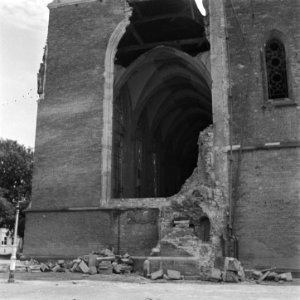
[{"xmin": 8, "ymin": 199, "xmax": 21, "ymax": 283}]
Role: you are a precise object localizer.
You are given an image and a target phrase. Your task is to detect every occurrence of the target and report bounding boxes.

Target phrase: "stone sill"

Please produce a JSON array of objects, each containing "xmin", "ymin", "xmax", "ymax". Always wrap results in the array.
[{"xmin": 265, "ymin": 98, "xmax": 298, "ymax": 108}]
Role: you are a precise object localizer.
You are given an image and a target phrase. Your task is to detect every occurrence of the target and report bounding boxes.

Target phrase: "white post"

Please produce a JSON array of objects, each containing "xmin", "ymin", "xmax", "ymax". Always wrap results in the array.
[{"xmin": 8, "ymin": 200, "xmax": 20, "ymax": 283}]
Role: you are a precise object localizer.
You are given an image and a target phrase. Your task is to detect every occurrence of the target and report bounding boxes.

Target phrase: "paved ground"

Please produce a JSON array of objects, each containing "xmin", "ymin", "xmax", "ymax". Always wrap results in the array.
[{"xmin": 1, "ymin": 277, "xmax": 300, "ymax": 300}]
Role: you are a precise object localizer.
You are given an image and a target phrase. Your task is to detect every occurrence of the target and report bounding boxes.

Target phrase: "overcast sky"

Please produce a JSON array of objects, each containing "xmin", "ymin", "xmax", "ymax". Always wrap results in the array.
[
  {"xmin": 0, "ymin": 0, "xmax": 50, "ymax": 148},
  {"xmin": 0, "ymin": 0, "xmax": 206, "ymax": 149}
]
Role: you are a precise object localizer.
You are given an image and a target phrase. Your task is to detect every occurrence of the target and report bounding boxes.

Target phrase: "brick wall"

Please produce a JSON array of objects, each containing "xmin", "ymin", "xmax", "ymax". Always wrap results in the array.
[
  {"xmin": 232, "ymin": 148, "xmax": 300, "ymax": 269},
  {"xmin": 226, "ymin": 0, "xmax": 300, "ymax": 269},
  {"xmin": 225, "ymin": 0, "xmax": 300, "ymax": 145},
  {"xmin": 24, "ymin": 208, "xmax": 159, "ymax": 257},
  {"xmin": 31, "ymin": 0, "xmax": 124, "ymax": 210}
]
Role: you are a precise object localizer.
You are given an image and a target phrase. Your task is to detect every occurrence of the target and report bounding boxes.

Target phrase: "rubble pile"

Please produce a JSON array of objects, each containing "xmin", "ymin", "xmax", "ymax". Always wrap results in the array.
[
  {"xmin": 207, "ymin": 257, "xmax": 294, "ymax": 284},
  {"xmin": 208, "ymin": 257, "xmax": 245, "ymax": 283},
  {"xmin": 23, "ymin": 249, "xmax": 134, "ymax": 275},
  {"xmin": 247, "ymin": 268, "xmax": 293, "ymax": 284}
]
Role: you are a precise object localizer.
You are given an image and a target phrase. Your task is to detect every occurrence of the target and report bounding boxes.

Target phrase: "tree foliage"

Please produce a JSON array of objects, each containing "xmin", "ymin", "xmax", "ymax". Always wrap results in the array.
[{"xmin": 0, "ymin": 139, "xmax": 34, "ymax": 237}]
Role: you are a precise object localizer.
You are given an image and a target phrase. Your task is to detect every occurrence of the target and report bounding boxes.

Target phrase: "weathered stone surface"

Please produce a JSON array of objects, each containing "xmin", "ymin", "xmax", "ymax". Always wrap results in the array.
[
  {"xmin": 251, "ymin": 270, "xmax": 263, "ymax": 280},
  {"xmin": 167, "ymin": 269, "xmax": 181, "ymax": 280},
  {"xmin": 223, "ymin": 271, "xmax": 239, "ymax": 283},
  {"xmin": 78, "ymin": 261, "xmax": 89, "ymax": 274},
  {"xmin": 151, "ymin": 269, "xmax": 164, "ymax": 280},
  {"xmin": 40, "ymin": 263, "xmax": 50, "ymax": 272},
  {"xmin": 209, "ymin": 268, "xmax": 222, "ymax": 282},
  {"xmin": 224, "ymin": 257, "xmax": 241, "ymax": 272},
  {"xmin": 58, "ymin": 260, "xmax": 65, "ymax": 266},
  {"xmin": 266, "ymin": 272, "xmax": 279, "ymax": 282},
  {"xmin": 278, "ymin": 272, "xmax": 293, "ymax": 282}
]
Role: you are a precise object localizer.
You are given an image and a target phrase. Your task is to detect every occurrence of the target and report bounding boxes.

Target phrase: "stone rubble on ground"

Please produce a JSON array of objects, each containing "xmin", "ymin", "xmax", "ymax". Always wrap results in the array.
[
  {"xmin": 149, "ymin": 269, "xmax": 182, "ymax": 280},
  {"xmin": 0, "ymin": 254, "xmax": 294, "ymax": 284},
  {"xmin": 16, "ymin": 249, "xmax": 134, "ymax": 275},
  {"xmin": 207, "ymin": 257, "xmax": 293, "ymax": 284}
]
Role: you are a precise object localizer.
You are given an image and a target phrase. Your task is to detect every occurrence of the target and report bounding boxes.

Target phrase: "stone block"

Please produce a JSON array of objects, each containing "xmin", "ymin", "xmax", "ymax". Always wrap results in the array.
[
  {"xmin": 151, "ymin": 269, "xmax": 164, "ymax": 280},
  {"xmin": 98, "ymin": 261, "xmax": 113, "ymax": 270},
  {"xmin": 251, "ymin": 270, "xmax": 263, "ymax": 280},
  {"xmin": 112, "ymin": 262, "xmax": 121, "ymax": 274},
  {"xmin": 58, "ymin": 260, "xmax": 65, "ymax": 266},
  {"xmin": 223, "ymin": 271, "xmax": 239, "ymax": 283},
  {"xmin": 278, "ymin": 272, "xmax": 293, "ymax": 282},
  {"xmin": 224, "ymin": 257, "xmax": 242, "ymax": 272},
  {"xmin": 167, "ymin": 269, "xmax": 181, "ymax": 280},
  {"xmin": 78, "ymin": 261, "xmax": 89, "ymax": 274},
  {"xmin": 40, "ymin": 263, "xmax": 50, "ymax": 272},
  {"xmin": 70, "ymin": 262, "xmax": 78, "ymax": 272},
  {"xmin": 51, "ymin": 265, "xmax": 59, "ymax": 272},
  {"xmin": 209, "ymin": 268, "xmax": 222, "ymax": 282},
  {"xmin": 29, "ymin": 265, "xmax": 42, "ymax": 273},
  {"xmin": 266, "ymin": 271, "xmax": 279, "ymax": 281}
]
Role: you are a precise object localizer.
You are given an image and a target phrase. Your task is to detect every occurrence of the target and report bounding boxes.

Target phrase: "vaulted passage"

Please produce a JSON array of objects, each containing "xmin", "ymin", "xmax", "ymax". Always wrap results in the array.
[{"xmin": 112, "ymin": 47, "xmax": 212, "ymax": 198}]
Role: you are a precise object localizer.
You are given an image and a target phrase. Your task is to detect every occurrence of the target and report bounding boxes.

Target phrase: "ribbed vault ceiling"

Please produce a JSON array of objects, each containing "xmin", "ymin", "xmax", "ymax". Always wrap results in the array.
[{"xmin": 115, "ymin": 47, "xmax": 212, "ymax": 193}]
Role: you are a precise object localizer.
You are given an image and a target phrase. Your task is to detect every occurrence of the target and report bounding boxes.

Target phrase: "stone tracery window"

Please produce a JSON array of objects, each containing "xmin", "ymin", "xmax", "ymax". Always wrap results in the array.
[{"xmin": 265, "ymin": 38, "xmax": 288, "ymax": 99}]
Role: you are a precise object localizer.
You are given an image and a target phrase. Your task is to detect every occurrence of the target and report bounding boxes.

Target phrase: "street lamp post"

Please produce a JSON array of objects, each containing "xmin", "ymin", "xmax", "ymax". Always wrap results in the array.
[{"xmin": 8, "ymin": 199, "xmax": 22, "ymax": 283}]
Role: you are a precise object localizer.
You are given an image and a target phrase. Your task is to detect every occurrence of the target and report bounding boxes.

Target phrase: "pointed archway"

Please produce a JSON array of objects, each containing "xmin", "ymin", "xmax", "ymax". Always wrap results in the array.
[{"xmin": 112, "ymin": 47, "xmax": 212, "ymax": 198}]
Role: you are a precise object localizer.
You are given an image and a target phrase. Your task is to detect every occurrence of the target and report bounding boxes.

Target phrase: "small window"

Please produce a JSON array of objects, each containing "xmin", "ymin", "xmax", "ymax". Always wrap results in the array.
[{"xmin": 265, "ymin": 38, "xmax": 288, "ymax": 99}]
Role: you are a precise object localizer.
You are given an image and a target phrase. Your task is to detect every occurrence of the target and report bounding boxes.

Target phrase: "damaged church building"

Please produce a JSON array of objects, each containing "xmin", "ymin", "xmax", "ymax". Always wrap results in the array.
[{"xmin": 23, "ymin": 0, "xmax": 300, "ymax": 276}]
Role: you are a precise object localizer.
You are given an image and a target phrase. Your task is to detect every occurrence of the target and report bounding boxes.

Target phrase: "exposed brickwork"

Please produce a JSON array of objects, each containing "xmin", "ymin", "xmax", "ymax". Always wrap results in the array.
[
  {"xmin": 232, "ymin": 148, "xmax": 300, "ymax": 269},
  {"xmin": 226, "ymin": 0, "xmax": 300, "ymax": 269},
  {"xmin": 31, "ymin": 0, "xmax": 124, "ymax": 210},
  {"xmin": 225, "ymin": 0, "xmax": 300, "ymax": 145},
  {"xmin": 24, "ymin": 208, "xmax": 159, "ymax": 257}
]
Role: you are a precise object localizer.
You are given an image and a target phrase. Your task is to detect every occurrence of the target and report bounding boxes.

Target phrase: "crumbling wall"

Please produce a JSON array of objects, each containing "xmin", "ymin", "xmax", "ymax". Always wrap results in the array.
[{"xmin": 159, "ymin": 126, "xmax": 227, "ymax": 271}]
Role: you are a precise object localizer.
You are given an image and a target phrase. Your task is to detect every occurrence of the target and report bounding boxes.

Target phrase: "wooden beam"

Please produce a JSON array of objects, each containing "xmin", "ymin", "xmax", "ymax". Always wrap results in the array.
[
  {"xmin": 117, "ymin": 37, "xmax": 206, "ymax": 54},
  {"xmin": 133, "ymin": 12, "xmax": 189, "ymax": 24}
]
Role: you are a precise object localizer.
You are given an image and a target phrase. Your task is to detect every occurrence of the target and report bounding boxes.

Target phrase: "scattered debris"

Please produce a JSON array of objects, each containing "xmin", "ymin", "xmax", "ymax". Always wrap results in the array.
[
  {"xmin": 13, "ymin": 249, "xmax": 134, "ymax": 276},
  {"xmin": 246, "ymin": 268, "xmax": 293, "ymax": 284},
  {"xmin": 0, "ymin": 252, "xmax": 294, "ymax": 285}
]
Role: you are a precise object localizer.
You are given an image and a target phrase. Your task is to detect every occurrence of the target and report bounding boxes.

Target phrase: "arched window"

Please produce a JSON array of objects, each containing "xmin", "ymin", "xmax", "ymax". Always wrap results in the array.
[{"xmin": 265, "ymin": 38, "xmax": 288, "ymax": 99}]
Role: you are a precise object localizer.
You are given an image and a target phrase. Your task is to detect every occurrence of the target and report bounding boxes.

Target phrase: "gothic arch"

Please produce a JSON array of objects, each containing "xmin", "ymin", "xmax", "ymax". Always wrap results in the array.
[{"xmin": 101, "ymin": 16, "xmax": 131, "ymax": 204}]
